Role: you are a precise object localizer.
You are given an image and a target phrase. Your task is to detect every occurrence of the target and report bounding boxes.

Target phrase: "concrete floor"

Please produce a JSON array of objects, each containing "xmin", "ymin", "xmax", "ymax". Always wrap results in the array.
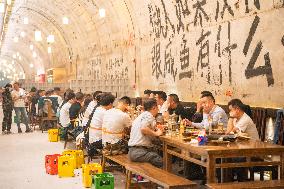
[{"xmin": 0, "ymin": 105, "xmax": 126, "ymax": 189}]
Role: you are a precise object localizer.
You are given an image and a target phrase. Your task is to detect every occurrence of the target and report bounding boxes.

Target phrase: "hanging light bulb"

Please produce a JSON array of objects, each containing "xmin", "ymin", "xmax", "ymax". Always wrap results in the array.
[
  {"xmin": 99, "ymin": 8, "xmax": 106, "ymax": 18},
  {"xmin": 13, "ymin": 37, "xmax": 19, "ymax": 43},
  {"xmin": 30, "ymin": 44, "xmax": 34, "ymax": 50},
  {"xmin": 7, "ymin": 0, "xmax": 12, "ymax": 6},
  {"xmin": 20, "ymin": 31, "xmax": 26, "ymax": 38},
  {"xmin": 29, "ymin": 63, "xmax": 34, "ymax": 68},
  {"xmin": 35, "ymin": 31, "xmax": 42, "ymax": 41},
  {"xmin": 47, "ymin": 46, "xmax": 52, "ymax": 54},
  {"xmin": 62, "ymin": 17, "xmax": 69, "ymax": 25},
  {"xmin": 24, "ymin": 17, "xmax": 29, "ymax": 25},
  {"xmin": 47, "ymin": 35, "xmax": 55, "ymax": 43},
  {"xmin": 13, "ymin": 54, "xmax": 16, "ymax": 59},
  {"xmin": 0, "ymin": 3, "xmax": 5, "ymax": 13},
  {"xmin": 33, "ymin": 52, "xmax": 37, "ymax": 58}
]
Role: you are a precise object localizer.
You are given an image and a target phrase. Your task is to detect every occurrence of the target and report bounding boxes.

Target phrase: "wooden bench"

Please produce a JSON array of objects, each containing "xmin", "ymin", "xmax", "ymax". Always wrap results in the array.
[
  {"xmin": 102, "ymin": 154, "xmax": 197, "ymax": 189},
  {"xmin": 207, "ymin": 179, "xmax": 284, "ymax": 189}
]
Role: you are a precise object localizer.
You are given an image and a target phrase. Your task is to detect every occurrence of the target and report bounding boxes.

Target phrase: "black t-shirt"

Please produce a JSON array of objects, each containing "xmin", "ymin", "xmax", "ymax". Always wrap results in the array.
[
  {"xmin": 168, "ymin": 103, "xmax": 188, "ymax": 119},
  {"xmin": 69, "ymin": 102, "xmax": 82, "ymax": 120}
]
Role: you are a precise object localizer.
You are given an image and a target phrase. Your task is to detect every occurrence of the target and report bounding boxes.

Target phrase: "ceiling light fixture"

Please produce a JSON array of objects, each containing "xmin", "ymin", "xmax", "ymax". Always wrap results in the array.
[
  {"xmin": 24, "ymin": 17, "xmax": 29, "ymax": 25},
  {"xmin": 20, "ymin": 31, "xmax": 26, "ymax": 38},
  {"xmin": 99, "ymin": 8, "xmax": 106, "ymax": 18},
  {"xmin": 62, "ymin": 17, "xmax": 69, "ymax": 25},
  {"xmin": 47, "ymin": 46, "xmax": 52, "ymax": 54},
  {"xmin": 35, "ymin": 30, "xmax": 42, "ymax": 41},
  {"xmin": 47, "ymin": 35, "xmax": 54, "ymax": 43}
]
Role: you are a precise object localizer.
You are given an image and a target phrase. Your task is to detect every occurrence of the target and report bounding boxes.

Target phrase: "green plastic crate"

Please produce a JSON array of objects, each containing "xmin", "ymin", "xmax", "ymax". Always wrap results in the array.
[{"xmin": 92, "ymin": 173, "xmax": 114, "ymax": 189}]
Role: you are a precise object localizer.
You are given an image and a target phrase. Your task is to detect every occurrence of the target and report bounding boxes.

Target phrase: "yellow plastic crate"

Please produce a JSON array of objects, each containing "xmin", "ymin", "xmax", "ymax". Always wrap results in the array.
[
  {"xmin": 76, "ymin": 150, "xmax": 85, "ymax": 168},
  {"xmin": 58, "ymin": 155, "xmax": 75, "ymax": 178},
  {"xmin": 82, "ymin": 163, "xmax": 102, "ymax": 188},
  {"xmin": 48, "ymin": 129, "xmax": 59, "ymax": 142},
  {"xmin": 62, "ymin": 150, "xmax": 85, "ymax": 168}
]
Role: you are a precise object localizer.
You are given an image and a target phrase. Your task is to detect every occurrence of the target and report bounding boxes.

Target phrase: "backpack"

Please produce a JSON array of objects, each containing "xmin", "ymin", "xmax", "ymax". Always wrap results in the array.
[
  {"xmin": 56, "ymin": 101, "xmax": 67, "ymax": 118},
  {"xmin": 83, "ymin": 104, "xmax": 99, "ymax": 144}
]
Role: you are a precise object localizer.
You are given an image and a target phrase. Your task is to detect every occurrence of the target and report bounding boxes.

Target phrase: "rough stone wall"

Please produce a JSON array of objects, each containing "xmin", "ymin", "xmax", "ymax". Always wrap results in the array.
[
  {"xmin": 79, "ymin": 0, "xmax": 284, "ymax": 107},
  {"xmin": 13, "ymin": 0, "xmax": 284, "ymax": 108}
]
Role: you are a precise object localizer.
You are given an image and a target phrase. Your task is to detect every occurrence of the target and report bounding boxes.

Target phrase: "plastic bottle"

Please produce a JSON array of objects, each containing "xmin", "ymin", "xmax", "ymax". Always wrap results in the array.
[
  {"xmin": 179, "ymin": 116, "xmax": 185, "ymax": 135},
  {"xmin": 217, "ymin": 115, "xmax": 224, "ymax": 131}
]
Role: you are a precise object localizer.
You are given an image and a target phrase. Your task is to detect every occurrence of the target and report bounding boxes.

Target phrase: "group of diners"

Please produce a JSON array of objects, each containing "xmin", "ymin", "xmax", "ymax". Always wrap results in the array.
[{"xmin": 56, "ymin": 89, "xmax": 259, "ymax": 182}]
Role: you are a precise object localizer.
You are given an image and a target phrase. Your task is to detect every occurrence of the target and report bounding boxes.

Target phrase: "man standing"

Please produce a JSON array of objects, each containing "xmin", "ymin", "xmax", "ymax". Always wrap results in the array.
[
  {"xmin": 2, "ymin": 84, "xmax": 13, "ymax": 134},
  {"xmin": 11, "ymin": 82, "xmax": 32, "ymax": 133},
  {"xmin": 128, "ymin": 98, "xmax": 163, "ymax": 167}
]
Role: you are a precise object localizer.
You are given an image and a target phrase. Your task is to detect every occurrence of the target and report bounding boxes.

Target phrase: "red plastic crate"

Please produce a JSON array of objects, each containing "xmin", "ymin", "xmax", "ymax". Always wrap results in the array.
[{"xmin": 45, "ymin": 154, "xmax": 61, "ymax": 175}]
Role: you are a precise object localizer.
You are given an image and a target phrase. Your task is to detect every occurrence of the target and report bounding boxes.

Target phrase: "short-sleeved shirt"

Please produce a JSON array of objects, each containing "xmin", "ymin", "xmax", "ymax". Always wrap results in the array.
[
  {"xmin": 159, "ymin": 101, "xmax": 168, "ymax": 114},
  {"xmin": 192, "ymin": 105, "xmax": 228, "ymax": 130},
  {"xmin": 11, "ymin": 88, "xmax": 26, "ymax": 107},
  {"xmin": 234, "ymin": 112, "xmax": 259, "ymax": 140},
  {"xmin": 168, "ymin": 103, "xmax": 188, "ymax": 119},
  {"xmin": 82, "ymin": 100, "xmax": 97, "ymax": 127},
  {"xmin": 89, "ymin": 106, "xmax": 106, "ymax": 143},
  {"xmin": 69, "ymin": 102, "xmax": 82, "ymax": 120},
  {"xmin": 102, "ymin": 108, "xmax": 132, "ymax": 145},
  {"xmin": 128, "ymin": 111, "xmax": 156, "ymax": 147},
  {"xmin": 59, "ymin": 101, "xmax": 72, "ymax": 127}
]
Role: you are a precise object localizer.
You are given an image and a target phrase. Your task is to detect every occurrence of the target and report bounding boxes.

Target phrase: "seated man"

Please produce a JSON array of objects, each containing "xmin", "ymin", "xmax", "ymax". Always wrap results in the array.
[
  {"xmin": 226, "ymin": 99, "xmax": 259, "ymax": 182},
  {"xmin": 143, "ymin": 89, "xmax": 152, "ymax": 99},
  {"xmin": 185, "ymin": 92, "xmax": 228, "ymax": 130},
  {"xmin": 164, "ymin": 94, "xmax": 189, "ymax": 121},
  {"xmin": 59, "ymin": 91, "xmax": 76, "ymax": 139},
  {"xmin": 102, "ymin": 96, "xmax": 132, "ymax": 155},
  {"xmin": 128, "ymin": 98, "xmax": 163, "ymax": 167},
  {"xmin": 88, "ymin": 93, "xmax": 115, "ymax": 156},
  {"xmin": 82, "ymin": 91, "xmax": 102, "ymax": 128},
  {"xmin": 191, "ymin": 91, "xmax": 213, "ymax": 123},
  {"xmin": 155, "ymin": 91, "xmax": 168, "ymax": 115},
  {"xmin": 69, "ymin": 92, "xmax": 84, "ymax": 126},
  {"xmin": 226, "ymin": 99, "xmax": 259, "ymax": 140}
]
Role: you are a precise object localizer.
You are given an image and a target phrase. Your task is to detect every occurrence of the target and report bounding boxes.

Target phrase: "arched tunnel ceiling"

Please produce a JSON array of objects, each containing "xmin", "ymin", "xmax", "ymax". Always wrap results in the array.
[
  {"xmin": 0, "ymin": 0, "xmax": 131, "ymax": 77},
  {"xmin": 1, "ymin": 0, "xmax": 282, "ymax": 107}
]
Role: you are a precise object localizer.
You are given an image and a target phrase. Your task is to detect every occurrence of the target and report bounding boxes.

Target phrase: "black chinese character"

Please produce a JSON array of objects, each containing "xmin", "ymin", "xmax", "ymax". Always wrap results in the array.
[
  {"xmin": 193, "ymin": 0, "xmax": 209, "ymax": 27},
  {"xmin": 243, "ymin": 16, "xmax": 274, "ymax": 86},
  {"xmin": 179, "ymin": 34, "xmax": 192, "ymax": 80}
]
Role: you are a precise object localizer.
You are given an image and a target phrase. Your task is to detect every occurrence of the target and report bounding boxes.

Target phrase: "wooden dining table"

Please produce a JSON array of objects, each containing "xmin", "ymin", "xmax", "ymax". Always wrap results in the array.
[{"xmin": 160, "ymin": 134, "xmax": 284, "ymax": 183}]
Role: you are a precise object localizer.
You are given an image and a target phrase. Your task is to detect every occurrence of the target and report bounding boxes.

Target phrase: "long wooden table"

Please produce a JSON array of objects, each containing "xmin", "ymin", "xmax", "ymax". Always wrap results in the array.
[{"xmin": 160, "ymin": 135, "xmax": 284, "ymax": 183}]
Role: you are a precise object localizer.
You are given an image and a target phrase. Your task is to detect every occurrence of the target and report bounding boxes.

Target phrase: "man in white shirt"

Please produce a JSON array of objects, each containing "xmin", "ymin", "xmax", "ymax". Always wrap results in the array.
[
  {"xmin": 88, "ymin": 93, "xmax": 115, "ymax": 156},
  {"xmin": 226, "ymin": 99, "xmax": 259, "ymax": 182},
  {"xmin": 59, "ymin": 92, "xmax": 76, "ymax": 129},
  {"xmin": 59, "ymin": 91, "xmax": 76, "ymax": 141},
  {"xmin": 51, "ymin": 87, "xmax": 63, "ymax": 106},
  {"xmin": 11, "ymin": 82, "xmax": 32, "ymax": 133},
  {"xmin": 82, "ymin": 91, "xmax": 102, "ymax": 127},
  {"xmin": 128, "ymin": 98, "xmax": 163, "ymax": 167},
  {"xmin": 155, "ymin": 91, "xmax": 168, "ymax": 115},
  {"xmin": 102, "ymin": 96, "xmax": 132, "ymax": 154},
  {"xmin": 226, "ymin": 99, "xmax": 259, "ymax": 140},
  {"xmin": 185, "ymin": 92, "xmax": 228, "ymax": 130}
]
